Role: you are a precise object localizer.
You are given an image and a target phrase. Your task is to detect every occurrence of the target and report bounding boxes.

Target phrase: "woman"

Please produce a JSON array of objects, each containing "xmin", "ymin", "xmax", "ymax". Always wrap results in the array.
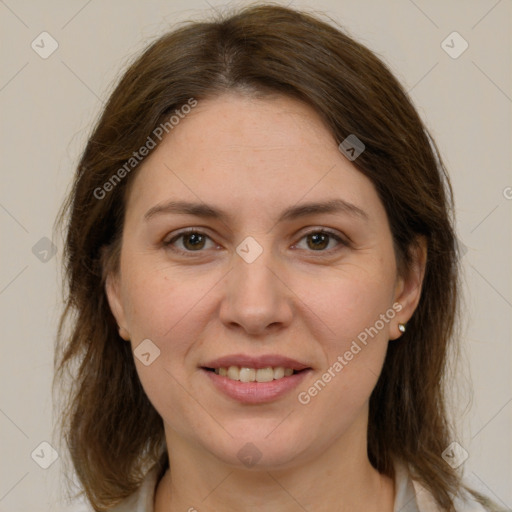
[{"xmin": 54, "ymin": 4, "xmax": 505, "ymax": 511}]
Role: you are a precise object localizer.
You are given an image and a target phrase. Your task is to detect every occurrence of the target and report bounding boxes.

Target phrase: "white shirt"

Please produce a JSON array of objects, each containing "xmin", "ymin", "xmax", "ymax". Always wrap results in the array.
[{"xmin": 111, "ymin": 461, "xmax": 491, "ymax": 512}]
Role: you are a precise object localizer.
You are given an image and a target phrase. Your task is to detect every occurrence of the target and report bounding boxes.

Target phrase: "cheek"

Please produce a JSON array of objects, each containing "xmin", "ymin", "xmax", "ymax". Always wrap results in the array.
[
  {"xmin": 121, "ymin": 267, "xmax": 214, "ymax": 427},
  {"xmin": 120, "ymin": 261, "xmax": 223, "ymax": 403},
  {"xmin": 297, "ymin": 259, "xmax": 396, "ymax": 401},
  {"xmin": 122, "ymin": 264, "xmax": 212, "ymax": 340},
  {"xmin": 306, "ymin": 260, "xmax": 397, "ymax": 346}
]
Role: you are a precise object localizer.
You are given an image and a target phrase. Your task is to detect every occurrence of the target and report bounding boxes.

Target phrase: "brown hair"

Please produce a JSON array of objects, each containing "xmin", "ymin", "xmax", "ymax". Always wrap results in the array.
[{"xmin": 54, "ymin": 4, "xmax": 493, "ymax": 511}]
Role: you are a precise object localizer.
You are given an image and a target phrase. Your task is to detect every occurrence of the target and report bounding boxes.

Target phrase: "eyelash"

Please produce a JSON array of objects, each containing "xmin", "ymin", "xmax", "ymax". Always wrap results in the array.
[{"xmin": 163, "ymin": 227, "xmax": 349, "ymax": 256}]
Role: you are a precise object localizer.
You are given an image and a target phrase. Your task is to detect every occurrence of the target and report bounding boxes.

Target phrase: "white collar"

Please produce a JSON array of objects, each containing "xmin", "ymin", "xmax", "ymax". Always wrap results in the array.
[{"xmin": 112, "ymin": 459, "xmax": 489, "ymax": 511}]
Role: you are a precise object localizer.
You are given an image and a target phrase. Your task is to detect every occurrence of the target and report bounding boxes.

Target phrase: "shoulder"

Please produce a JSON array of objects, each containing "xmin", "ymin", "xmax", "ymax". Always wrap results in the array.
[
  {"xmin": 110, "ymin": 465, "xmax": 161, "ymax": 512},
  {"xmin": 455, "ymin": 487, "xmax": 512, "ymax": 512},
  {"xmin": 394, "ymin": 460, "xmax": 508, "ymax": 512},
  {"xmin": 409, "ymin": 469, "xmax": 507, "ymax": 511}
]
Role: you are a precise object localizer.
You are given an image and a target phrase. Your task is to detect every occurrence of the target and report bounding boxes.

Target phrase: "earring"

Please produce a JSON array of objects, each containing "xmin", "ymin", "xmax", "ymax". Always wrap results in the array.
[{"xmin": 398, "ymin": 323, "xmax": 406, "ymax": 333}]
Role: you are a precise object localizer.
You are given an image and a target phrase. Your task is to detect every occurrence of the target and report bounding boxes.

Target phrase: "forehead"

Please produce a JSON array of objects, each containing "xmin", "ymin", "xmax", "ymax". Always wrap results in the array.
[
  {"xmin": 154, "ymin": 93, "xmax": 339, "ymax": 171},
  {"xmin": 123, "ymin": 93, "xmax": 384, "ymax": 226}
]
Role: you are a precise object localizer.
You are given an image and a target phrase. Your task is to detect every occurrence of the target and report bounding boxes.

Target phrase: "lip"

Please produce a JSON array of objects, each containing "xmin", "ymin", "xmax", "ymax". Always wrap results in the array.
[
  {"xmin": 201, "ymin": 367, "xmax": 312, "ymax": 404},
  {"xmin": 202, "ymin": 353, "xmax": 311, "ymax": 371}
]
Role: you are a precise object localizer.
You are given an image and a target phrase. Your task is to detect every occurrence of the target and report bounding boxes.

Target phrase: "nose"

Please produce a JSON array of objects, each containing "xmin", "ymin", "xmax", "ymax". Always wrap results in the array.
[{"xmin": 218, "ymin": 243, "xmax": 293, "ymax": 337}]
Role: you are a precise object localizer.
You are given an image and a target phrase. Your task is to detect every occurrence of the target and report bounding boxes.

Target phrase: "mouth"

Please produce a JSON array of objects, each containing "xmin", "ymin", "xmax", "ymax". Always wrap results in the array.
[
  {"xmin": 202, "ymin": 365, "xmax": 306, "ymax": 382},
  {"xmin": 200, "ymin": 365, "xmax": 312, "ymax": 404}
]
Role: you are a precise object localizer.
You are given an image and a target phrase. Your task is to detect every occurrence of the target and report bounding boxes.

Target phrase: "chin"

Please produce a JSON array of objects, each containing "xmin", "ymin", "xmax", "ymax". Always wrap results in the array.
[{"xmin": 198, "ymin": 423, "xmax": 314, "ymax": 470}]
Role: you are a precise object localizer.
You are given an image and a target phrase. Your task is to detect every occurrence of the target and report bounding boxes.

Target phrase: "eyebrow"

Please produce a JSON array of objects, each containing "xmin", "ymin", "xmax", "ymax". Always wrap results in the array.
[{"xmin": 143, "ymin": 198, "xmax": 368, "ymax": 223}]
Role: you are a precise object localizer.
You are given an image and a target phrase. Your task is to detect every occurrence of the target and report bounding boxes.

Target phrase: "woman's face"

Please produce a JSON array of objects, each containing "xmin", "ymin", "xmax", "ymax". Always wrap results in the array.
[{"xmin": 106, "ymin": 93, "xmax": 423, "ymax": 469}]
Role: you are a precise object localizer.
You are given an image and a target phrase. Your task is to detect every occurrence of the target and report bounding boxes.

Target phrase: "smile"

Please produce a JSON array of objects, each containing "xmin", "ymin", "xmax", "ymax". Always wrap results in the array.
[
  {"xmin": 207, "ymin": 365, "xmax": 297, "ymax": 382},
  {"xmin": 201, "ymin": 366, "xmax": 311, "ymax": 404}
]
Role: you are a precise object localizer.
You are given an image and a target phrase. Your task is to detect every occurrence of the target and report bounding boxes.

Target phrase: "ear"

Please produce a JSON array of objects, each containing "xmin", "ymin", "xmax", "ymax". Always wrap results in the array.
[
  {"xmin": 390, "ymin": 236, "xmax": 427, "ymax": 340},
  {"xmin": 105, "ymin": 272, "xmax": 130, "ymax": 341}
]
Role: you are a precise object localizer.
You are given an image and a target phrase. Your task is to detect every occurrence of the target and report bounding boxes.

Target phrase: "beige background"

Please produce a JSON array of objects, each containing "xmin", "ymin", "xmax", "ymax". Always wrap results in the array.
[{"xmin": 0, "ymin": 0, "xmax": 510, "ymax": 510}]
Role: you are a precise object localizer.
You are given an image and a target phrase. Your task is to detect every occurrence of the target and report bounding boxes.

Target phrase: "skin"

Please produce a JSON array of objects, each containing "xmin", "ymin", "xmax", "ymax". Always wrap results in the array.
[{"xmin": 106, "ymin": 92, "xmax": 426, "ymax": 512}]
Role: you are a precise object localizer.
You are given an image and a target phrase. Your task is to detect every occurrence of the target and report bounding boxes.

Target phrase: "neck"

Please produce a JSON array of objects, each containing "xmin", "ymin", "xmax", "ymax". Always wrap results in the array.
[{"xmin": 154, "ymin": 418, "xmax": 395, "ymax": 512}]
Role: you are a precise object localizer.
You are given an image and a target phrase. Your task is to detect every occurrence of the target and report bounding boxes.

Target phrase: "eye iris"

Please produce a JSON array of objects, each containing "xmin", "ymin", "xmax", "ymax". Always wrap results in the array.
[
  {"xmin": 183, "ymin": 233, "xmax": 205, "ymax": 250},
  {"xmin": 176, "ymin": 232, "xmax": 334, "ymax": 252},
  {"xmin": 307, "ymin": 232, "xmax": 329, "ymax": 250}
]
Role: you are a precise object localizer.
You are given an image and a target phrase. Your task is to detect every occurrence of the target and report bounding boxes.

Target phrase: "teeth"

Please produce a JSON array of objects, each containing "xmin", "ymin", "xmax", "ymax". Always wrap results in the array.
[
  {"xmin": 227, "ymin": 366, "xmax": 239, "ymax": 380},
  {"xmin": 212, "ymin": 365, "xmax": 298, "ymax": 382},
  {"xmin": 239, "ymin": 367, "xmax": 256, "ymax": 382},
  {"xmin": 255, "ymin": 367, "xmax": 274, "ymax": 382},
  {"xmin": 273, "ymin": 366, "xmax": 284, "ymax": 379}
]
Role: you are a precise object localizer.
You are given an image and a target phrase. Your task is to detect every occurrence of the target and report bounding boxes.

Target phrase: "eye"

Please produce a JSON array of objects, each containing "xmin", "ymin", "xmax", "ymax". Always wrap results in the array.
[
  {"xmin": 164, "ymin": 229, "xmax": 217, "ymax": 254},
  {"xmin": 163, "ymin": 227, "xmax": 348, "ymax": 256},
  {"xmin": 293, "ymin": 229, "xmax": 348, "ymax": 253}
]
